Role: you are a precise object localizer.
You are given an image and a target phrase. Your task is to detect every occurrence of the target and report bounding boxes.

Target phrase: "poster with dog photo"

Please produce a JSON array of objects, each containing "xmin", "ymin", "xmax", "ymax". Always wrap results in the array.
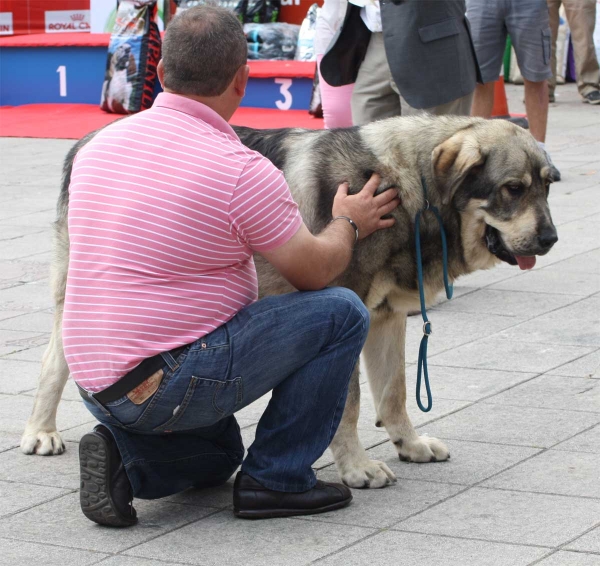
[{"xmin": 100, "ymin": 0, "xmax": 161, "ymax": 114}]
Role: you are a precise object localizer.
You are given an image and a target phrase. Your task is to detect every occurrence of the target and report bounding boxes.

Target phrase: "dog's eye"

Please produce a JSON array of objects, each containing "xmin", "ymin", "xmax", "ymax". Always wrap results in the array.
[{"xmin": 505, "ymin": 184, "xmax": 524, "ymax": 196}]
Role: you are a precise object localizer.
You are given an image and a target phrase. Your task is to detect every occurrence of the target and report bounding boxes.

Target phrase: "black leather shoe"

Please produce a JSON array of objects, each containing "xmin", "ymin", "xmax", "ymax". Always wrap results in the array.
[
  {"xmin": 79, "ymin": 425, "xmax": 137, "ymax": 527},
  {"xmin": 233, "ymin": 471, "xmax": 352, "ymax": 519}
]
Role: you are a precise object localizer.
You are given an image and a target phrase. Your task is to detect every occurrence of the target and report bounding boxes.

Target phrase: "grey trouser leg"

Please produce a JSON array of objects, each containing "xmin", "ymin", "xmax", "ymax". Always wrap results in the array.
[
  {"xmin": 400, "ymin": 91, "xmax": 474, "ymax": 117},
  {"xmin": 352, "ymin": 32, "xmax": 474, "ymax": 125},
  {"xmin": 351, "ymin": 33, "xmax": 400, "ymax": 125}
]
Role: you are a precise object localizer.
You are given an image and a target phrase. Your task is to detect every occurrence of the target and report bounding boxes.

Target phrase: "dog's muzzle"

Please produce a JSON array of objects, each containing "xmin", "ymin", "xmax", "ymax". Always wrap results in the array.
[{"xmin": 485, "ymin": 225, "xmax": 518, "ymax": 266}]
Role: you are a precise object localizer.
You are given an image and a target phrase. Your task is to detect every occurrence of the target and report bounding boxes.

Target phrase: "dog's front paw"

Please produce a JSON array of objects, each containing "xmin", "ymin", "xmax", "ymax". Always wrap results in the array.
[
  {"xmin": 20, "ymin": 430, "xmax": 65, "ymax": 455},
  {"xmin": 338, "ymin": 459, "xmax": 397, "ymax": 489},
  {"xmin": 395, "ymin": 435, "xmax": 449, "ymax": 463}
]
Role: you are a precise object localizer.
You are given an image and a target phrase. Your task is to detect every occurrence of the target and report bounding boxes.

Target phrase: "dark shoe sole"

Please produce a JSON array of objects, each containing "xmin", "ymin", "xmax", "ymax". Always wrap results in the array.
[
  {"xmin": 79, "ymin": 432, "xmax": 137, "ymax": 528},
  {"xmin": 234, "ymin": 495, "xmax": 352, "ymax": 520}
]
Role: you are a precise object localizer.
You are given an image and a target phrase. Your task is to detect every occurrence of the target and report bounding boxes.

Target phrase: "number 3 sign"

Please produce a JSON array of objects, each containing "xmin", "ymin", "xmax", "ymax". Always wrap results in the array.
[{"xmin": 275, "ymin": 78, "xmax": 293, "ymax": 110}]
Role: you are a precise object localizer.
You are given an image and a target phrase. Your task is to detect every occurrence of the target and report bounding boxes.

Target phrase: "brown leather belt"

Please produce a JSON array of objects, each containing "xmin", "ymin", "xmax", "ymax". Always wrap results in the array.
[{"xmin": 78, "ymin": 345, "xmax": 188, "ymax": 405}]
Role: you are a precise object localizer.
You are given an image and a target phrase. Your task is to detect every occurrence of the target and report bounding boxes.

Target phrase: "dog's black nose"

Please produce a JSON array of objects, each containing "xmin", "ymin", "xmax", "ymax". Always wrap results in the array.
[{"xmin": 538, "ymin": 226, "xmax": 558, "ymax": 248}]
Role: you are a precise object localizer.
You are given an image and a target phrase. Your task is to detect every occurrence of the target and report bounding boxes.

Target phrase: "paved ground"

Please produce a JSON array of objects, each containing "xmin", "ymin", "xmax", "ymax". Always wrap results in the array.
[{"xmin": 0, "ymin": 84, "xmax": 599, "ymax": 566}]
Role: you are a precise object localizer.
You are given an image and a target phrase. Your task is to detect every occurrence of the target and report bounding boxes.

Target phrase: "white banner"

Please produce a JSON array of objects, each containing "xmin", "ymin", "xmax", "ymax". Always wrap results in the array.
[
  {"xmin": 45, "ymin": 10, "xmax": 91, "ymax": 33},
  {"xmin": 0, "ymin": 12, "xmax": 13, "ymax": 36}
]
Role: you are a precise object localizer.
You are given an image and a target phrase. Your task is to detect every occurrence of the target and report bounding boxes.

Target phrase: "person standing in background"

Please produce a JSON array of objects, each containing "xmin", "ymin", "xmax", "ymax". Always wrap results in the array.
[
  {"xmin": 315, "ymin": 0, "xmax": 354, "ymax": 128},
  {"xmin": 320, "ymin": 0, "xmax": 481, "ymax": 126},
  {"xmin": 467, "ymin": 0, "xmax": 561, "ymax": 182},
  {"xmin": 547, "ymin": 0, "xmax": 600, "ymax": 104}
]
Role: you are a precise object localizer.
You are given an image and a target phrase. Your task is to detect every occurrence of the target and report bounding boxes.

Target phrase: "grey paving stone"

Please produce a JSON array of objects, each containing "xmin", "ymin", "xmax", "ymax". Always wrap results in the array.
[
  {"xmin": 451, "ymin": 264, "xmax": 517, "ymax": 289},
  {"xmin": 0, "ymin": 394, "xmax": 94, "ymax": 435},
  {"xmin": 548, "ymin": 249, "xmax": 600, "ymax": 275},
  {"xmin": 311, "ymin": 471, "xmax": 463, "ymax": 528},
  {"xmin": 60, "ymin": 422, "xmax": 97, "ymax": 443},
  {"xmin": 0, "ymin": 310, "xmax": 26, "ymax": 321},
  {"xmin": 0, "ymin": 232, "xmax": 52, "ymax": 261},
  {"xmin": 420, "ymin": 403, "xmax": 600, "ymax": 448},
  {"xmin": 484, "ymin": 375, "xmax": 600, "ymax": 413},
  {"xmin": 0, "ymin": 226, "xmax": 47, "ymax": 242},
  {"xmin": 396, "ymin": 487, "xmax": 600, "ymax": 547},
  {"xmin": 1, "ymin": 343, "xmax": 48, "ymax": 362},
  {"xmin": 0, "ymin": 255, "xmax": 51, "ymax": 284},
  {"xmin": 0, "ymin": 359, "xmax": 39, "ymax": 394},
  {"xmin": 0, "ymin": 310, "xmax": 54, "ymax": 333},
  {"xmin": 497, "ymin": 296, "xmax": 600, "ymax": 348},
  {"xmin": 0, "ymin": 432, "xmax": 22, "ymax": 453},
  {"xmin": 483, "ymin": 450, "xmax": 600, "ymax": 499},
  {"xmin": 421, "ymin": 367, "xmax": 537, "ymax": 401},
  {"xmin": 551, "ymin": 350, "xmax": 600, "ymax": 378},
  {"xmin": 0, "ymin": 480, "xmax": 70, "ymax": 518},
  {"xmin": 0, "ymin": 538, "xmax": 108, "ymax": 566},
  {"xmin": 567, "ymin": 526, "xmax": 600, "ymax": 554},
  {"xmin": 428, "ymin": 337, "xmax": 595, "ymax": 373},
  {"xmin": 0, "ymin": 280, "xmax": 53, "ymax": 312},
  {"xmin": 317, "ymin": 530, "xmax": 547, "ymax": 566},
  {"xmin": 536, "ymin": 550, "xmax": 600, "ymax": 566},
  {"xmin": 90, "ymin": 558, "xmax": 183, "ymax": 566},
  {"xmin": 0, "ymin": 493, "xmax": 216, "ymax": 553},
  {"xmin": 362, "ymin": 439, "xmax": 540, "ymax": 486},
  {"xmin": 0, "ymin": 442, "xmax": 81, "ymax": 489},
  {"xmin": 0, "ymin": 329, "xmax": 49, "ymax": 357},
  {"xmin": 431, "ymin": 289, "xmax": 578, "ymax": 318},
  {"xmin": 555, "ymin": 425, "xmax": 600, "ymax": 454},
  {"xmin": 403, "ymin": 310, "xmax": 526, "ymax": 363},
  {"xmin": 489, "ymin": 266, "xmax": 600, "ymax": 297},
  {"xmin": 357, "ymin": 383, "xmax": 471, "ymax": 432},
  {"xmin": 124, "ymin": 509, "xmax": 375, "ymax": 566},
  {"xmin": 234, "ymin": 391, "xmax": 271, "ymax": 422},
  {"xmin": 0, "ymin": 210, "xmax": 55, "ymax": 228},
  {"xmin": 164, "ymin": 477, "xmax": 235, "ymax": 510}
]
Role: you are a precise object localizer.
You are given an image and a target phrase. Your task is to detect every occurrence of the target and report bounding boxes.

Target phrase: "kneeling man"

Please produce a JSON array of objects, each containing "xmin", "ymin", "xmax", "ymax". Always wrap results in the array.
[{"xmin": 65, "ymin": 5, "xmax": 399, "ymax": 525}]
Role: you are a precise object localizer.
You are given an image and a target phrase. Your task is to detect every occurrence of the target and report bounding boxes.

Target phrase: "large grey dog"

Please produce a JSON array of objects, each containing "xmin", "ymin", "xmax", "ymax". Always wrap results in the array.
[{"xmin": 21, "ymin": 115, "xmax": 557, "ymax": 489}]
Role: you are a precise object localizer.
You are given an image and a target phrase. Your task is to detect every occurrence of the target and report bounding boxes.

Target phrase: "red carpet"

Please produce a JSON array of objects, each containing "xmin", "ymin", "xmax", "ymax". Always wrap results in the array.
[{"xmin": 0, "ymin": 104, "xmax": 323, "ymax": 139}]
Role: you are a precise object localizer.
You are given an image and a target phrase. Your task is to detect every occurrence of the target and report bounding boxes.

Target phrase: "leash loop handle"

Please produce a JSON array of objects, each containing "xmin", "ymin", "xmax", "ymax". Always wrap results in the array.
[{"xmin": 414, "ymin": 176, "xmax": 454, "ymax": 413}]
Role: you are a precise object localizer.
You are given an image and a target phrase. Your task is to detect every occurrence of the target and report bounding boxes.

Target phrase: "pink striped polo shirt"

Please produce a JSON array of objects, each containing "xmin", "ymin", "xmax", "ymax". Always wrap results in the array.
[{"xmin": 63, "ymin": 92, "xmax": 302, "ymax": 392}]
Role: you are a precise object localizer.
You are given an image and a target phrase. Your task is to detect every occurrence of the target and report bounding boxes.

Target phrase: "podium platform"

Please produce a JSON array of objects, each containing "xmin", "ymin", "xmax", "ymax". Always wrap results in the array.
[{"xmin": 0, "ymin": 33, "xmax": 317, "ymax": 110}]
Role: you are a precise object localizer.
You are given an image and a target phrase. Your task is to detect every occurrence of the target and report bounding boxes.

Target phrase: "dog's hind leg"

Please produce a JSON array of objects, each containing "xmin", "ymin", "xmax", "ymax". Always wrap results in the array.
[
  {"xmin": 21, "ymin": 220, "xmax": 70, "ymax": 455},
  {"xmin": 363, "ymin": 309, "xmax": 450, "ymax": 463},
  {"xmin": 329, "ymin": 365, "xmax": 397, "ymax": 488}
]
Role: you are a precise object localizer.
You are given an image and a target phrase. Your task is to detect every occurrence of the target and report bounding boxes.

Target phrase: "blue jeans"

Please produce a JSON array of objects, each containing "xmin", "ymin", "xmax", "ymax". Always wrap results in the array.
[{"xmin": 81, "ymin": 288, "xmax": 369, "ymax": 499}]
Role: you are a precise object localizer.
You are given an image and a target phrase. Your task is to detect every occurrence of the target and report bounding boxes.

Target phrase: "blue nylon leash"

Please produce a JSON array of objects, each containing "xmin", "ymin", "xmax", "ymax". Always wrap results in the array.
[{"xmin": 414, "ymin": 176, "xmax": 453, "ymax": 412}]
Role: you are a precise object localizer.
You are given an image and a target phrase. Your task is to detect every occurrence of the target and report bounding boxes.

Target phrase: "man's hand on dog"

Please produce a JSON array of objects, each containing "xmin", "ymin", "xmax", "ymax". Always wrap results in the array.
[{"xmin": 334, "ymin": 173, "xmax": 400, "ymax": 240}]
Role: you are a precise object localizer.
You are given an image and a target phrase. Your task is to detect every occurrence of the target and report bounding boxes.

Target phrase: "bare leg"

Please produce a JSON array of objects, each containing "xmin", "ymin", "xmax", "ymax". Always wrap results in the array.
[
  {"xmin": 524, "ymin": 79, "xmax": 549, "ymax": 143},
  {"xmin": 329, "ymin": 365, "xmax": 396, "ymax": 488},
  {"xmin": 363, "ymin": 309, "xmax": 450, "ymax": 462},
  {"xmin": 470, "ymin": 82, "xmax": 495, "ymax": 117}
]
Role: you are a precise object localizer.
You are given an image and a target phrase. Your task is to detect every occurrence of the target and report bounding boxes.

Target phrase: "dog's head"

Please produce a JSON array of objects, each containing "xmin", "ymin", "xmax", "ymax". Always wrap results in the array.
[
  {"xmin": 112, "ymin": 44, "xmax": 132, "ymax": 71},
  {"xmin": 432, "ymin": 120, "xmax": 558, "ymax": 270}
]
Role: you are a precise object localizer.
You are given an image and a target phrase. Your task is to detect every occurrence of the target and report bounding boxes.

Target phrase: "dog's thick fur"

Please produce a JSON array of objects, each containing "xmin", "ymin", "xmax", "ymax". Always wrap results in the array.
[{"xmin": 21, "ymin": 115, "xmax": 557, "ymax": 489}]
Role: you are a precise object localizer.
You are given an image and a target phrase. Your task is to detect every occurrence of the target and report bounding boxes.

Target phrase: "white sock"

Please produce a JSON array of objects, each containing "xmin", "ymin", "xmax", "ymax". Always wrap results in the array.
[{"xmin": 537, "ymin": 141, "xmax": 546, "ymax": 150}]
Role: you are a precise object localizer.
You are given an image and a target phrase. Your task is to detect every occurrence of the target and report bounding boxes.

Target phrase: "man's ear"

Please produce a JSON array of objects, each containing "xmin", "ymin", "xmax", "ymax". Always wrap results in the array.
[
  {"xmin": 432, "ymin": 130, "xmax": 485, "ymax": 205},
  {"xmin": 157, "ymin": 59, "xmax": 165, "ymax": 89},
  {"xmin": 233, "ymin": 64, "xmax": 250, "ymax": 98}
]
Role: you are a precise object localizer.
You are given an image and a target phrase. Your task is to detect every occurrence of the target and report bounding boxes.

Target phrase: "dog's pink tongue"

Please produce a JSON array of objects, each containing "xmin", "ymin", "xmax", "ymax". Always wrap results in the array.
[{"xmin": 516, "ymin": 256, "xmax": 537, "ymax": 270}]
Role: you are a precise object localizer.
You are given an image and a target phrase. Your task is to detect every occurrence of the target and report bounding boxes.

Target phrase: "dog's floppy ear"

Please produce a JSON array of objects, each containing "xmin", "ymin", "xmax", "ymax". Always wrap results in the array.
[{"xmin": 432, "ymin": 130, "xmax": 485, "ymax": 205}]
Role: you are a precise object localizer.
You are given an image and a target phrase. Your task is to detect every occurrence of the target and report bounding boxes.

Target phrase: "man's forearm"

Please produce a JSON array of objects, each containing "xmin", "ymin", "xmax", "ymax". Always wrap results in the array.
[{"xmin": 310, "ymin": 219, "xmax": 356, "ymax": 288}]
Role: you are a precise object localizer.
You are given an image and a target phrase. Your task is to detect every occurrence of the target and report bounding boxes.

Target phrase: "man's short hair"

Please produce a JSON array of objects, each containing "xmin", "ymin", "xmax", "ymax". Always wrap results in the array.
[{"xmin": 162, "ymin": 5, "xmax": 247, "ymax": 97}]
